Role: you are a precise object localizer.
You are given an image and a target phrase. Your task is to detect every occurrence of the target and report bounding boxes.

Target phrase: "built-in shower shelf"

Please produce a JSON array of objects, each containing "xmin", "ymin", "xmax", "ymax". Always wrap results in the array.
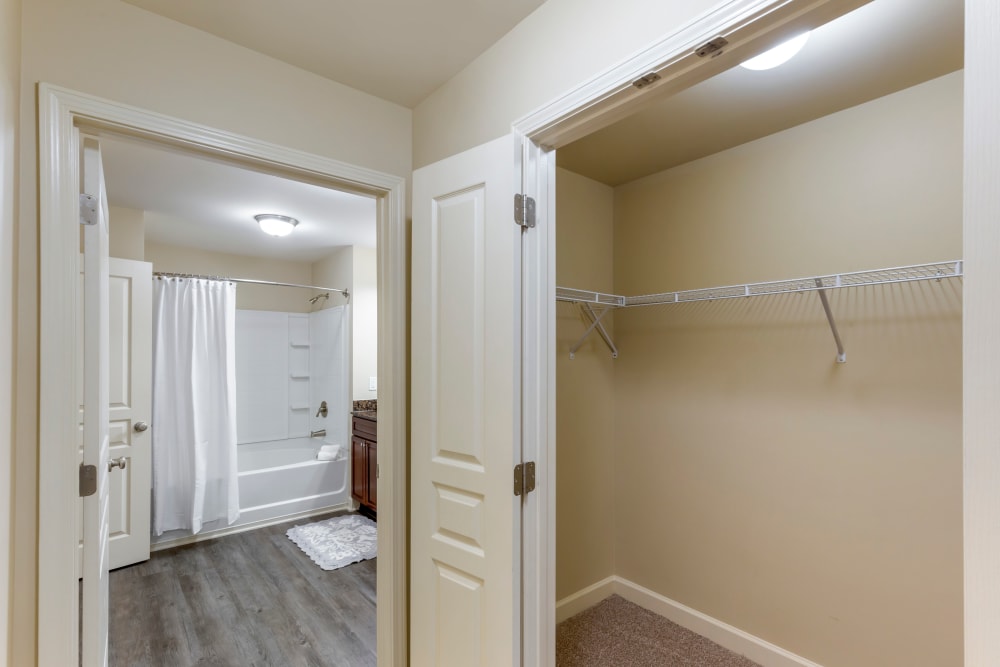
[
  {"xmin": 290, "ymin": 374, "xmax": 311, "ymax": 380},
  {"xmin": 290, "ymin": 342, "xmax": 310, "ymax": 348}
]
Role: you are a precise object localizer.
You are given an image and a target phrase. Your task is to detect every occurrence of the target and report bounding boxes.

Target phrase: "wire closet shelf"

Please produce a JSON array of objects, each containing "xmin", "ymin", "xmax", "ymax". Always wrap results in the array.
[{"xmin": 557, "ymin": 260, "xmax": 963, "ymax": 362}]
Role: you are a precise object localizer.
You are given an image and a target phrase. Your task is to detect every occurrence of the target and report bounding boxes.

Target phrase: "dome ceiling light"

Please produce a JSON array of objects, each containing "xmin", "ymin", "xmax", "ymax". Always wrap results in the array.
[
  {"xmin": 740, "ymin": 32, "xmax": 811, "ymax": 71},
  {"xmin": 255, "ymin": 214, "xmax": 299, "ymax": 237}
]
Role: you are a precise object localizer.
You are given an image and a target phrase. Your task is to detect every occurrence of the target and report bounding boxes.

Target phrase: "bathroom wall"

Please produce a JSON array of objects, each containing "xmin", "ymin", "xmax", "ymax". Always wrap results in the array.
[
  {"xmin": 145, "ymin": 241, "xmax": 314, "ymax": 313},
  {"xmin": 312, "ymin": 245, "xmax": 378, "ymax": 401},
  {"xmin": 609, "ymin": 72, "xmax": 962, "ymax": 666},
  {"xmin": 109, "ymin": 206, "xmax": 145, "ymax": 261}
]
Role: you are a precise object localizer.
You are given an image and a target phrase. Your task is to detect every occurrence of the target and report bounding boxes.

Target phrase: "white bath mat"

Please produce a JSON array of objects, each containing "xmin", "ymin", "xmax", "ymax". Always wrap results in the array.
[{"xmin": 286, "ymin": 514, "xmax": 377, "ymax": 571}]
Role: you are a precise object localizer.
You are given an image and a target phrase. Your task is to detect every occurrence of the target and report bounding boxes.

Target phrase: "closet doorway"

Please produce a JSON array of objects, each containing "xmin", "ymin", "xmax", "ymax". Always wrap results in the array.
[
  {"xmin": 542, "ymin": 0, "xmax": 963, "ymax": 665},
  {"xmin": 36, "ymin": 85, "xmax": 407, "ymax": 667}
]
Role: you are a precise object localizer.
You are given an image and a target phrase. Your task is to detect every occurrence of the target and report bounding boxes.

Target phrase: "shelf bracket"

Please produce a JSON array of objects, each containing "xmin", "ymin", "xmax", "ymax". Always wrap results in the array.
[
  {"xmin": 570, "ymin": 303, "xmax": 619, "ymax": 359},
  {"xmin": 815, "ymin": 278, "xmax": 847, "ymax": 363}
]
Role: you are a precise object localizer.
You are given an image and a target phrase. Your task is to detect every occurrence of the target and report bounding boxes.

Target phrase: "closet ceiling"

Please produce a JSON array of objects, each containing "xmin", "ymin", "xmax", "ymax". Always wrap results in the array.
[
  {"xmin": 558, "ymin": 0, "xmax": 964, "ymax": 186},
  {"xmin": 121, "ymin": 0, "xmax": 546, "ymax": 108},
  {"xmin": 100, "ymin": 135, "xmax": 377, "ymax": 262}
]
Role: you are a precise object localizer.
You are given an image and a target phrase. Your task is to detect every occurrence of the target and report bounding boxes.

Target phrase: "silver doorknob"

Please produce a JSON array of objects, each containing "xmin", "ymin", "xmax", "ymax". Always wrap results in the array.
[
  {"xmin": 134, "ymin": 421, "xmax": 149, "ymax": 433},
  {"xmin": 108, "ymin": 457, "xmax": 127, "ymax": 471}
]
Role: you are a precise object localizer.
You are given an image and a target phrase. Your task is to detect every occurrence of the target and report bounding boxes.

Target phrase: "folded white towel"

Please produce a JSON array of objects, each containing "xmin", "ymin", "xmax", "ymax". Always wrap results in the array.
[{"xmin": 317, "ymin": 444, "xmax": 342, "ymax": 461}]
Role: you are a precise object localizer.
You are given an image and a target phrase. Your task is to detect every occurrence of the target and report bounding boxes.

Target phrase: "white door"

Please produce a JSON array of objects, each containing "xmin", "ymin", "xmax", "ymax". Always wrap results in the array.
[
  {"xmin": 78, "ymin": 263, "xmax": 154, "ymax": 573},
  {"xmin": 411, "ymin": 134, "xmax": 522, "ymax": 665},
  {"xmin": 81, "ymin": 136, "xmax": 111, "ymax": 667},
  {"xmin": 107, "ymin": 258, "xmax": 153, "ymax": 568}
]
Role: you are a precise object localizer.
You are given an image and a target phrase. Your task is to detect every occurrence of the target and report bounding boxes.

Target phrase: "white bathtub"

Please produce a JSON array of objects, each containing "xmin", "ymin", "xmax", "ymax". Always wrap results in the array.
[
  {"xmin": 234, "ymin": 437, "xmax": 349, "ymax": 527},
  {"xmin": 151, "ymin": 437, "xmax": 350, "ymax": 547}
]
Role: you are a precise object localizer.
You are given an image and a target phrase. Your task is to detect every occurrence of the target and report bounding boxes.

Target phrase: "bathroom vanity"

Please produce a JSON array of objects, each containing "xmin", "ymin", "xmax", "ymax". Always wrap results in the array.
[{"xmin": 351, "ymin": 411, "xmax": 377, "ymax": 518}]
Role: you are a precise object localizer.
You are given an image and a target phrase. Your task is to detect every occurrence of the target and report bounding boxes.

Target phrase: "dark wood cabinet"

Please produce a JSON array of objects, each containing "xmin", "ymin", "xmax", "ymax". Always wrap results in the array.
[{"xmin": 351, "ymin": 416, "xmax": 377, "ymax": 517}]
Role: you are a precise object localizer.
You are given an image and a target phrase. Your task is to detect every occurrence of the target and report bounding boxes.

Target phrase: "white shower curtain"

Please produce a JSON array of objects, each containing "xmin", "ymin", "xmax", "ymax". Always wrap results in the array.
[{"xmin": 152, "ymin": 277, "xmax": 239, "ymax": 535}]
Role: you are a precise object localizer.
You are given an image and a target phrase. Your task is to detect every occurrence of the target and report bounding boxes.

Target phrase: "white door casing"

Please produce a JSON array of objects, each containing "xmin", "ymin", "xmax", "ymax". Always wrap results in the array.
[
  {"xmin": 38, "ymin": 84, "xmax": 408, "ymax": 667},
  {"xmin": 78, "ymin": 258, "xmax": 153, "ymax": 572},
  {"xmin": 411, "ymin": 134, "xmax": 522, "ymax": 666},
  {"xmin": 81, "ymin": 136, "xmax": 111, "ymax": 667}
]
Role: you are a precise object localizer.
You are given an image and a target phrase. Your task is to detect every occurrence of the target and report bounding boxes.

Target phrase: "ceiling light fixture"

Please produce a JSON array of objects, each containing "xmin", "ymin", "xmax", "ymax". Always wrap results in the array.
[
  {"xmin": 740, "ymin": 32, "xmax": 811, "ymax": 71},
  {"xmin": 255, "ymin": 214, "xmax": 299, "ymax": 237}
]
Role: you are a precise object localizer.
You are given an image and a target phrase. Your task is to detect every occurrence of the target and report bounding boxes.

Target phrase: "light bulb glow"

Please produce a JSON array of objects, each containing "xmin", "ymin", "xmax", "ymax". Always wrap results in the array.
[
  {"xmin": 740, "ymin": 32, "xmax": 811, "ymax": 71},
  {"xmin": 255, "ymin": 214, "xmax": 298, "ymax": 237}
]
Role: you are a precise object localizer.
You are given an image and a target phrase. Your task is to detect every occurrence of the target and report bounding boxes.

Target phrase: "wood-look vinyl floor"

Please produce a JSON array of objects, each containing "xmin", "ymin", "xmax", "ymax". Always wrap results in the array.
[{"xmin": 109, "ymin": 512, "xmax": 376, "ymax": 667}]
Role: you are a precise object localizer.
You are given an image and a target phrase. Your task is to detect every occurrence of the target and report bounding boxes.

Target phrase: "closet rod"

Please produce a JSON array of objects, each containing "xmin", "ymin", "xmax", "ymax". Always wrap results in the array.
[{"xmin": 154, "ymin": 272, "xmax": 350, "ymax": 299}]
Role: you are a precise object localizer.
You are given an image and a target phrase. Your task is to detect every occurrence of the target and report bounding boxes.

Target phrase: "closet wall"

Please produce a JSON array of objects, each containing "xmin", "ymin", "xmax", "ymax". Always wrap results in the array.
[
  {"xmin": 555, "ymin": 169, "xmax": 616, "ymax": 600},
  {"xmin": 558, "ymin": 70, "xmax": 963, "ymax": 667}
]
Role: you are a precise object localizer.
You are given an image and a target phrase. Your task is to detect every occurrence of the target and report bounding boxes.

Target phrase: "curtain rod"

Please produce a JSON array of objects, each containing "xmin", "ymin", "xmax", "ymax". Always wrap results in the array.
[{"xmin": 153, "ymin": 272, "xmax": 350, "ymax": 299}]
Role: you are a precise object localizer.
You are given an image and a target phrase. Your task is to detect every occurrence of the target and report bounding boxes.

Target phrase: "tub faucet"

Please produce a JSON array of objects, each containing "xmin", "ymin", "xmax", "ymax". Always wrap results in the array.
[{"xmin": 310, "ymin": 429, "xmax": 326, "ymax": 438}]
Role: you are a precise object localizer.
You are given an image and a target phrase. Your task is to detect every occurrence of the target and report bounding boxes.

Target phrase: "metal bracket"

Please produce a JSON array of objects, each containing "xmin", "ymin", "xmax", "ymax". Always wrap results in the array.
[
  {"xmin": 79, "ymin": 464, "xmax": 97, "ymax": 497},
  {"xmin": 815, "ymin": 279, "xmax": 847, "ymax": 363},
  {"xmin": 514, "ymin": 194, "xmax": 536, "ymax": 229},
  {"xmin": 514, "ymin": 462, "xmax": 536, "ymax": 497},
  {"xmin": 79, "ymin": 193, "xmax": 97, "ymax": 226},
  {"xmin": 570, "ymin": 303, "xmax": 618, "ymax": 359}
]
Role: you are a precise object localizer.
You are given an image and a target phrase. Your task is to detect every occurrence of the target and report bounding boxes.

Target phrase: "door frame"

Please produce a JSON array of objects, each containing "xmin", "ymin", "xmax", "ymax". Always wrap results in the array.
[
  {"xmin": 510, "ymin": 0, "xmax": 970, "ymax": 663},
  {"xmin": 36, "ymin": 83, "xmax": 408, "ymax": 667}
]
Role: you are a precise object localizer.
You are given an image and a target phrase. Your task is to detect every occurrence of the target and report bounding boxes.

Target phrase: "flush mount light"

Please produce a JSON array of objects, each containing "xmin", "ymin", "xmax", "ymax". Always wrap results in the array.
[
  {"xmin": 740, "ymin": 32, "xmax": 811, "ymax": 71},
  {"xmin": 255, "ymin": 214, "xmax": 299, "ymax": 237}
]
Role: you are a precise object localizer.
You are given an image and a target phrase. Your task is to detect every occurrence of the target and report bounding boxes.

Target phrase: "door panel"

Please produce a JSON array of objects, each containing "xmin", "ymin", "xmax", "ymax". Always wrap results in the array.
[
  {"xmin": 81, "ymin": 136, "xmax": 111, "ymax": 667},
  {"xmin": 106, "ymin": 258, "xmax": 152, "ymax": 568},
  {"xmin": 411, "ymin": 134, "xmax": 520, "ymax": 666},
  {"xmin": 78, "ymin": 258, "xmax": 153, "ymax": 571}
]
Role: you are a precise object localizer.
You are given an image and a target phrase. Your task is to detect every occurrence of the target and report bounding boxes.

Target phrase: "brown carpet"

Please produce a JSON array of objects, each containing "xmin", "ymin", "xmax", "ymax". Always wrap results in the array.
[{"xmin": 556, "ymin": 595, "xmax": 763, "ymax": 667}]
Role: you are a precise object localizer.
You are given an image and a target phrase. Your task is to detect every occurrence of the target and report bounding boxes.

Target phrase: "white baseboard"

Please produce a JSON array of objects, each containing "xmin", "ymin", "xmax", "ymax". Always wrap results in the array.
[
  {"xmin": 555, "ymin": 576, "xmax": 616, "ymax": 623},
  {"xmin": 150, "ymin": 503, "xmax": 350, "ymax": 552},
  {"xmin": 557, "ymin": 576, "xmax": 823, "ymax": 667}
]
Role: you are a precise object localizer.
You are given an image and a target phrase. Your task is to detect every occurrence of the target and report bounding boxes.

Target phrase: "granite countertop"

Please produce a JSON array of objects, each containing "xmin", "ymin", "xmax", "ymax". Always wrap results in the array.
[{"xmin": 353, "ymin": 410, "xmax": 377, "ymax": 421}]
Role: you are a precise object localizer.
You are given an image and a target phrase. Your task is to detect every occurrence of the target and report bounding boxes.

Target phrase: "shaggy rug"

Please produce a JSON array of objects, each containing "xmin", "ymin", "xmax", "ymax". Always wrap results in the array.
[{"xmin": 286, "ymin": 514, "xmax": 377, "ymax": 570}]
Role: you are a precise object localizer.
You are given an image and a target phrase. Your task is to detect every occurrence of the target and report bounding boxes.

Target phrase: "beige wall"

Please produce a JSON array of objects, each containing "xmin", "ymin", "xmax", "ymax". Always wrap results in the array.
[
  {"xmin": 0, "ymin": 0, "xmax": 19, "ymax": 661},
  {"xmin": 109, "ymin": 206, "xmax": 145, "ymax": 261},
  {"xmin": 412, "ymin": 0, "xmax": 720, "ymax": 167},
  {"xmin": 14, "ymin": 2, "xmax": 410, "ymax": 654},
  {"xmin": 145, "ymin": 241, "xmax": 315, "ymax": 313},
  {"xmin": 555, "ymin": 168, "xmax": 616, "ymax": 599},
  {"xmin": 600, "ymin": 72, "xmax": 962, "ymax": 666},
  {"xmin": 351, "ymin": 246, "xmax": 378, "ymax": 402},
  {"xmin": 312, "ymin": 246, "xmax": 379, "ymax": 401}
]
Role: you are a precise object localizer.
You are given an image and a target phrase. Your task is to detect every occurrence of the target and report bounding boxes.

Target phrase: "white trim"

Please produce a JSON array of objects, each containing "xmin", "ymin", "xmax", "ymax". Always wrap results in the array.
[
  {"xmin": 554, "ymin": 577, "xmax": 616, "ymax": 624},
  {"xmin": 37, "ymin": 83, "xmax": 408, "ymax": 667},
  {"xmin": 513, "ymin": 0, "xmax": 867, "ymax": 148},
  {"xmin": 149, "ymin": 504, "xmax": 351, "ymax": 552},
  {"xmin": 614, "ymin": 577, "xmax": 824, "ymax": 667},
  {"xmin": 557, "ymin": 577, "xmax": 824, "ymax": 667},
  {"xmin": 963, "ymin": 0, "xmax": 1000, "ymax": 663}
]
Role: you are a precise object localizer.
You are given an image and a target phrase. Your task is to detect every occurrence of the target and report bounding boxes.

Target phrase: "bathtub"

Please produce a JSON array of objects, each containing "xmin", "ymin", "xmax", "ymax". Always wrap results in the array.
[
  {"xmin": 235, "ymin": 437, "xmax": 350, "ymax": 527},
  {"xmin": 151, "ymin": 436, "xmax": 350, "ymax": 547}
]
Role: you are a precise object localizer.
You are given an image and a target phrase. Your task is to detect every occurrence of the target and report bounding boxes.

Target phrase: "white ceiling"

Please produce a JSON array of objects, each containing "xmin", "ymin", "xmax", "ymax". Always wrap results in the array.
[
  {"xmin": 122, "ymin": 0, "xmax": 547, "ymax": 108},
  {"xmin": 100, "ymin": 134, "xmax": 377, "ymax": 263},
  {"xmin": 558, "ymin": 0, "xmax": 964, "ymax": 186}
]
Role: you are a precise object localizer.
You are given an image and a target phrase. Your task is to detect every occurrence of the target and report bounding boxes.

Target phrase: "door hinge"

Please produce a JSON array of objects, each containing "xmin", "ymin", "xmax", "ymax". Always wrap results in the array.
[
  {"xmin": 514, "ymin": 461, "xmax": 536, "ymax": 497},
  {"xmin": 79, "ymin": 193, "xmax": 98, "ymax": 226},
  {"xmin": 79, "ymin": 463, "xmax": 97, "ymax": 497},
  {"xmin": 514, "ymin": 194, "xmax": 536, "ymax": 229},
  {"xmin": 694, "ymin": 36, "xmax": 729, "ymax": 58}
]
